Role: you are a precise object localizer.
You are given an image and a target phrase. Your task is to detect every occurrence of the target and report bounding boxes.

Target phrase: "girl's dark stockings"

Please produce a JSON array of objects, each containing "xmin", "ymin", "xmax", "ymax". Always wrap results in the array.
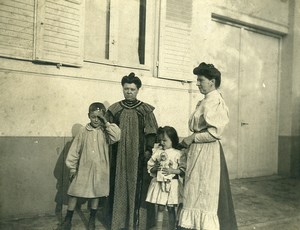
[
  {"xmin": 88, "ymin": 209, "xmax": 97, "ymax": 230},
  {"xmin": 65, "ymin": 210, "xmax": 74, "ymax": 222},
  {"xmin": 167, "ymin": 207, "xmax": 176, "ymax": 230}
]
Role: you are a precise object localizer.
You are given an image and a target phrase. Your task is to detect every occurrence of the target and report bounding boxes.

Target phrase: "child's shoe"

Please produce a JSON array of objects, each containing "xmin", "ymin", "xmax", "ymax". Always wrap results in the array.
[
  {"xmin": 88, "ymin": 218, "xmax": 95, "ymax": 230},
  {"xmin": 60, "ymin": 220, "xmax": 71, "ymax": 230}
]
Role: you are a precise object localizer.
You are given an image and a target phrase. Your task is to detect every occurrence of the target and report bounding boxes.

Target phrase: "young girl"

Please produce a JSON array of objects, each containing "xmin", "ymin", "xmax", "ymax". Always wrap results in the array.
[
  {"xmin": 146, "ymin": 126, "xmax": 186, "ymax": 230},
  {"xmin": 61, "ymin": 102, "xmax": 120, "ymax": 230}
]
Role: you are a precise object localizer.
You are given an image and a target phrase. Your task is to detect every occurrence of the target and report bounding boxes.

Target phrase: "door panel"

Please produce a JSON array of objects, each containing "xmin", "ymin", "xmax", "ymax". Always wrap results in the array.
[
  {"xmin": 209, "ymin": 22, "xmax": 280, "ymax": 178},
  {"xmin": 209, "ymin": 21, "xmax": 241, "ymax": 178},
  {"xmin": 238, "ymin": 29, "xmax": 279, "ymax": 177}
]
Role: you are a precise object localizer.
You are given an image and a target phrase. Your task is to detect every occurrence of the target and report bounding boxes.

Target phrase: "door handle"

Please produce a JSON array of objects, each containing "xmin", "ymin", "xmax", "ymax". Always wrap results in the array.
[{"xmin": 241, "ymin": 122, "xmax": 249, "ymax": 126}]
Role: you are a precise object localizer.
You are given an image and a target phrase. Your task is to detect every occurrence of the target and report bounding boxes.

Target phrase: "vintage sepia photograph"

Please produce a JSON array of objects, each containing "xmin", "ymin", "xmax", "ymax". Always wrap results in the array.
[{"xmin": 0, "ymin": 0, "xmax": 299, "ymax": 229}]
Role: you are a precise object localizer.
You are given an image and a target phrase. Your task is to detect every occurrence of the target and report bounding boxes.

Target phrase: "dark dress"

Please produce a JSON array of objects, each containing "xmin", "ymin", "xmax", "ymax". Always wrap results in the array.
[{"xmin": 106, "ymin": 99, "xmax": 158, "ymax": 230}]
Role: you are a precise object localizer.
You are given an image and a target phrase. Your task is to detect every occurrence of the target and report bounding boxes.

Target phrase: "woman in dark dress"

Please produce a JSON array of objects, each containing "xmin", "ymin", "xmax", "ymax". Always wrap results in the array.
[{"xmin": 106, "ymin": 72, "xmax": 158, "ymax": 230}]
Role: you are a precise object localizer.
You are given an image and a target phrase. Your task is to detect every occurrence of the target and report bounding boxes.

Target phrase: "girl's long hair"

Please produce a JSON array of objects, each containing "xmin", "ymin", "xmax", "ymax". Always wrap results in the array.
[{"xmin": 156, "ymin": 126, "xmax": 179, "ymax": 149}]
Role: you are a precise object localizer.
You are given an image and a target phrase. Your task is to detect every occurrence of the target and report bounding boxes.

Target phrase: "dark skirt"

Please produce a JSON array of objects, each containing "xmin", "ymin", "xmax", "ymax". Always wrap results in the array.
[{"xmin": 217, "ymin": 143, "xmax": 238, "ymax": 230}]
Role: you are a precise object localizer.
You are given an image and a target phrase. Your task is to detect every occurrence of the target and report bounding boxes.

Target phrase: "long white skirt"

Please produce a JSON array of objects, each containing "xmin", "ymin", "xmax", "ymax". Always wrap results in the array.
[{"xmin": 179, "ymin": 141, "xmax": 221, "ymax": 230}]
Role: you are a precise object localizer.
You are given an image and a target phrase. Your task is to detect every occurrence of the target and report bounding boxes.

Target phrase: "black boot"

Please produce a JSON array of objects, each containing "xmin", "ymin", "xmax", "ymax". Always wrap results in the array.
[
  {"xmin": 61, "ymin": 220, "xmax": 72, "ymax": 230},
  {"xmin": 60, "ymin": 210, "xmax": 73, "ymax": 230},
  {"xmin": 88, "ymin": 209, "xmax": 97, "ymax": 230},
  {"xmin": 88, "ymin": 218, "xmax": 95, "ymax": 230}
]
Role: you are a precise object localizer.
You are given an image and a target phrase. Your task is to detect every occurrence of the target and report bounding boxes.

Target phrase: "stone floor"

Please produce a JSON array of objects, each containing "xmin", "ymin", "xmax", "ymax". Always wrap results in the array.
[
  {"xmin": 0, "ymin": 176, "xmax": 300, "ymax": 230},
  {"xmin": 232, "ymin": 176, "xmax": 300, "ymax": 230}
]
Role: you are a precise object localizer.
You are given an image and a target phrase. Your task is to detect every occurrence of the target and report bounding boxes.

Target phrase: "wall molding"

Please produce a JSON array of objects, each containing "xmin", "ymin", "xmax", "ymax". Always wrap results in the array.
[{"xmin": 211, "ymin": 9, "xmax": 288, "ymax": 36}]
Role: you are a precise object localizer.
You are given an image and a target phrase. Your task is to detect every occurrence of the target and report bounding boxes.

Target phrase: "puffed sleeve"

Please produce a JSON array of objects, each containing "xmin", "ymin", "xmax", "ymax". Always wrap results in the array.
[
  {"xmin": 105, "ymin": 122, "xmax": 121, "ymax": 144},
  {"xmin": 65, "ymin": 129, "xmax": 84, "ymax": 173},
  {"xmin": 203, "ymin": 95, "xmax": 229, "ymax": 139},
  {"xmin": 139, "ymin": 102, "xmax": 158, "ymax": 135},
  {"xmin": 144, "ymin": 111, "xmax": 158, "ymax": 135}
]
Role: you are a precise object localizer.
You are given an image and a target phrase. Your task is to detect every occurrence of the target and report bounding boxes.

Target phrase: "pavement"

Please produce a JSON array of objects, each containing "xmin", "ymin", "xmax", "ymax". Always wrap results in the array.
[
  {"xmin": 0, "ymin": 176, "xmax": 299, "ymax": 230},
  {"xmin": 232, "ymin": 176, "xmax": 300, "ymax": 230}
]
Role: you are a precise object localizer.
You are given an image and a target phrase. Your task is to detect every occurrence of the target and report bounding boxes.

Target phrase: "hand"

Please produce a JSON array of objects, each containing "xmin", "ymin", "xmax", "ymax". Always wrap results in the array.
[
  {"xmin": 162, "ymin": 167, "xmax": 174, "ymax": 175},
  {"xmin": 182, "ymin": 134, "xmax": 195, "ymax": 147},
  {"xmin": 150, "ymin": 160, "xmax": 160, "ymax": 173},
  {"xmin": 144, "ymin": 150, "xmax": 151, "ymax": 160},
  {"xmin": 177, "ymin": 142, "xmax": 188, "ymax": 150},
  {"xmin": 69, "ymin": 170, "xmax": 77, "ymax": 182},
  {"xmin": 144, "ymin": 150, "xmax": 153, "ymax": 166},
  {"xmin": 97, "ymin": 110, "xmax": 107, "ymax": 124}
]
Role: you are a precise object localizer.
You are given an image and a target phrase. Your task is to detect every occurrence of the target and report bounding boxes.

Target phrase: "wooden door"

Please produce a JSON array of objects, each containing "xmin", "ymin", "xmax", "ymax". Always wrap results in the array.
[
  {"xmin": 205, "ymin": 21, "xmax": 241, "ymax": 178},
  {"xmin": 238, "ymin": 29, "xmax": 279, "ymax": 178},
  {"xmin": 209, "ymin": 21, "xmax": 280, "ymax": 178}
]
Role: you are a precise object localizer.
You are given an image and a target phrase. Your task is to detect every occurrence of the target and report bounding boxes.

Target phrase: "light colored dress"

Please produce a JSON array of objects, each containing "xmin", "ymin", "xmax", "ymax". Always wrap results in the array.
[
  {"xmin": 146, "ymin": 146, "xmax": 186, "ymax": 205},
  {"xmin": 179, "ymin": 90, "xmax": 229, "ymax": 230},
  {"xmin": 66, "ymin": 122, "xmax": 120, "ymax": 198}
]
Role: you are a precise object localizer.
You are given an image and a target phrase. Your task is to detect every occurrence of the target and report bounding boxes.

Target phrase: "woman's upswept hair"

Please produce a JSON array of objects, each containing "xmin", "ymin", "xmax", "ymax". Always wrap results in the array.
[
  {"xmin": 121, "ymin": 72, "xmax": 142, "ymax": 89},
  {"xmin": 193, "ymin": 62, "xmax": 221, "ymax": 88}
]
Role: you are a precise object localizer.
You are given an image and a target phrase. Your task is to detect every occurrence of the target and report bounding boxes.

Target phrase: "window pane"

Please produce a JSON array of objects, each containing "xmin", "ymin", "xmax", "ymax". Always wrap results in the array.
[
  {"xmin": 118, "ymin": 0, "xmax": 146, "ymax": 65},
  {"xmin": 84, "ymin": 0, "xmax": 110, "ymax": 61},
  {"xmin": 138, "ymin": 0, "xmax": 146, "ymax": 64}
]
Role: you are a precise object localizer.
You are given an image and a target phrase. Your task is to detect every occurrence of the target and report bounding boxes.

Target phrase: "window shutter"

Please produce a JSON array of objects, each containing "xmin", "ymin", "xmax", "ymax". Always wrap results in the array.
[
  {"xmin": 158, "ymin": 0, "xmax": 193, "ymax": 81},
  {"xmin": 35, "ymin": 0, "xmax": 84, "ymax": 66},
  {"xmin": 0, "ymin": 0, "xmax": 35, "ymax": 60}
]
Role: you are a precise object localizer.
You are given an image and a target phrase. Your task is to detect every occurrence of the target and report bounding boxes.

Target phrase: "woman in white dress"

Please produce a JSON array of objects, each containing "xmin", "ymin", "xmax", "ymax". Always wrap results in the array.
[{"xmin": 178, "ymin": 62, "xmax": 237, "ymax": 230}]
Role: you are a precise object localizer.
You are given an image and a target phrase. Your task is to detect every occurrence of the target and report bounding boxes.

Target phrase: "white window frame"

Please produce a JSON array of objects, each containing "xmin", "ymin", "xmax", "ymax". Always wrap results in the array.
[{"xmin": 83, "ymin": 0, "xmax": 153, "ymax": 71}]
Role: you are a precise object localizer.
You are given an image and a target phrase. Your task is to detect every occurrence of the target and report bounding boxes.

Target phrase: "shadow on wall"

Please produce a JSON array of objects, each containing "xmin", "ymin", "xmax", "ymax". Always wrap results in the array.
[{"xmin": 53, "ymin": 123, "xmax": 83, "ymax": 220}]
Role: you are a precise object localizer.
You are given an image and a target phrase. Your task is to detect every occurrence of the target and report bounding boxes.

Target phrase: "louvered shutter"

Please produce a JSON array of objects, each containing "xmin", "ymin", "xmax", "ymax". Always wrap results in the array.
[
  {"xmin": 0, "ymin": 0, "xmax": 35, "ymax": 60},
  {"xmin": 35, "ymin": 0, "xmax": 84, "ymax": 66},
  {"xmin": 158, "ymin": 0, "xmax": 193, "ymax": 81}
]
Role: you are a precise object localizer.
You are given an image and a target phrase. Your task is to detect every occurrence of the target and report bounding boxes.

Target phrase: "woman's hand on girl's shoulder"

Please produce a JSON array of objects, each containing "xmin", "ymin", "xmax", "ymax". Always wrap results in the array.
[{"xmin": 182, "ymin": 134, "xmax": 195, "ymax": 147}]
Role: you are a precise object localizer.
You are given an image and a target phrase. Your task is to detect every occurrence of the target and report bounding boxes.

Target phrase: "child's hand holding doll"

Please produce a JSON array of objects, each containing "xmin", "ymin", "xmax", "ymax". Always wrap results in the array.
[
  {"xmin": 161, "ymin": 160, "xmax": 173, "ymax": 175},
  {"xmin": 162, "ymin": 161, "xmax": 181, "ymax": 176},
  {"xmin": 162, "ymin": 167, "xmax": 174, "ymax": 175},
  {"xmin": 150, "ymin": 159, "xmax": 161, "ymax": 174}
]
